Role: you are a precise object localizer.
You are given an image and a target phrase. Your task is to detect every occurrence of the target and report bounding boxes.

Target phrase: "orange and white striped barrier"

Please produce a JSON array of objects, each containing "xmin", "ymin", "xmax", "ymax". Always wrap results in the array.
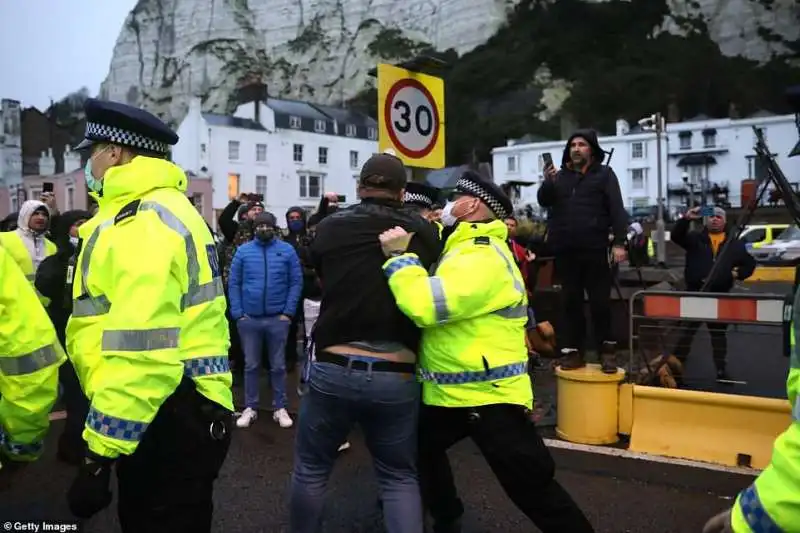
[{"xmin": 640, "ymin": 292, "xmax": 788, "ymax": 324}]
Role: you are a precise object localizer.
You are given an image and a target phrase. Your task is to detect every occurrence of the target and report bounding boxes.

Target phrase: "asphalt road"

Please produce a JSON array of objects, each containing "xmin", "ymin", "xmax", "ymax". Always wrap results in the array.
[{"xmin": 3, "ymin": 379, "xmax": 755, "ymax": 533}]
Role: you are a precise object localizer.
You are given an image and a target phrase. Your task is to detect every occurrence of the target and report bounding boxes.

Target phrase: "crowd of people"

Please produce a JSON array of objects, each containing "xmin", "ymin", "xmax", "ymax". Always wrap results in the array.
[{"xmin": 0, "ymin": 96, "xmax": 791, "ymax": 533}]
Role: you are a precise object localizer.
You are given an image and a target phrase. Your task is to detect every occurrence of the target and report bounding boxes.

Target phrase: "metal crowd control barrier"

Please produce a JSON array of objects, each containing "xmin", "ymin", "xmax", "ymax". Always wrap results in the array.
[{"xmin": 623, "ymin": 289, "xmax": 793, "ymax": 468}]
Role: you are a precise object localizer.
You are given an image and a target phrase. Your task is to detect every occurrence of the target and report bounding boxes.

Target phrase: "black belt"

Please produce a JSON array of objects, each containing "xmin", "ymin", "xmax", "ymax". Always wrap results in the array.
[{"xmin": 316, "ymin": 351, "xmax": 416, "ymax": 374}]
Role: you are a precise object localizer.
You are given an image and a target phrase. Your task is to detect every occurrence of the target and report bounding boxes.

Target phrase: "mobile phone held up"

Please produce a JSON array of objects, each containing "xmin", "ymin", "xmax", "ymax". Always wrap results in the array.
[
  {"xmin": 43, "ymin": 182, "xmax": 54, "ymax": 193},
  {"xmin": 700, "ymin": 206, "xmax": 715, "ymax": 217},
  {"xmin": 541, "ymin": 152, "xmax": 554, "ymax": 171}
]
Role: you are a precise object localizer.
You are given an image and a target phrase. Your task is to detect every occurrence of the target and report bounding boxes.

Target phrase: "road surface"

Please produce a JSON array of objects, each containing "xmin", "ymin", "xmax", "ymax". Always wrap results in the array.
[{"xmin": 3, "ymin": 379, "xmax": 756, "ymax": 533}]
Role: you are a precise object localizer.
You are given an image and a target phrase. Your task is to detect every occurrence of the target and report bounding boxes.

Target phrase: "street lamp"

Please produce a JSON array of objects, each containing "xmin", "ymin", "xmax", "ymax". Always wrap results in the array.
[{"xmin": 639, "ymin": 112, "xmax": 666, "ymax": 265}]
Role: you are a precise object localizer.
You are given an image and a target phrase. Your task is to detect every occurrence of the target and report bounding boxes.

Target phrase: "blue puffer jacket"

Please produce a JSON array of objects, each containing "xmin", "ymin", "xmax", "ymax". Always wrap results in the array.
[{"xmin": 228, "ymin": 237, "xmax": 303, "ymax": 320}]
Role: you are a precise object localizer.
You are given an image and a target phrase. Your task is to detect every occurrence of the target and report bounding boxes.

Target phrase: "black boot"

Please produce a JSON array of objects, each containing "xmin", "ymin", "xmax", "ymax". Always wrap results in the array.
[
  {"xmin": 601, "ymin": 341, "xmax": 618, "ymax": 374},
  {"xmin": 558, "ymin": 348, "xmax": 586, "ymax": 371}
]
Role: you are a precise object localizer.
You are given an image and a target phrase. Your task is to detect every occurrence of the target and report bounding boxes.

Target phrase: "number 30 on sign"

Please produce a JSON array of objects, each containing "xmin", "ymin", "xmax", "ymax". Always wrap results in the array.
[{"xmin": 378, "ymin": 63, "xmax": 445, "ymax": 169}]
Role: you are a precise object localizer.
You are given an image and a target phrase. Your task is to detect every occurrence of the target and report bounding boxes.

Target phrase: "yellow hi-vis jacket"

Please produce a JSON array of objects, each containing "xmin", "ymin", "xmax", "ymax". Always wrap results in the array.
[
  {"xmin": 0, "ymin": 230, "xmax": 57, "ymax": 306},
  {"xmin": 383, "ymin": 219, "xmax": 533, "ymax": 409},
  {"xmin": 731, "ymin": 287, "xmax": 800, "ymax": 532},
  {"xmin": 66, "ymin": 156, "xmax": 233, "ymax": 460},
  {"xmin": 0, "ymin": 245, "xmax": 65, "ymax": 461}
]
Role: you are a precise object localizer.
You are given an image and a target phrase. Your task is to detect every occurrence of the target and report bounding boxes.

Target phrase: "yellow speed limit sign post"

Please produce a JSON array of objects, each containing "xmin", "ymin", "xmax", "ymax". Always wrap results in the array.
[{"xmin": 378, "ymin": 63, "xmax": 445, "ymax": 169}]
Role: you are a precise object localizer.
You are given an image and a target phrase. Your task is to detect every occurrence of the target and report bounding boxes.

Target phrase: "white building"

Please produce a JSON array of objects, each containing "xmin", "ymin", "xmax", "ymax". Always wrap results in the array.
[
  {"xmin": 0, "ymin": 98, "xmax": 23, "ymax": 218},
  {"xmin": 173, "ymin": 88, "xmax": 379, "ymax": 227},
  {"xmin": 492, "ymin": 112, "xmax": 800, "ymax": 215}
]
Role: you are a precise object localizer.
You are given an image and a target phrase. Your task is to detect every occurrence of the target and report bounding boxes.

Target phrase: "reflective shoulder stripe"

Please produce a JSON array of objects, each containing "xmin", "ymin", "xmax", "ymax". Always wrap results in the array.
[
  {"xmin": 738, "ymin": 484, "xmax": 782, "ymax": 533},
  {"xmin": 488, "ymin": 242, "xmax": 525, "ymax": 294},
  {"xmin": 419, "ymin": 361, "xmax": 528, "ymax": 385},
  {"xmin": 86, "ymin": 406, "xmax": 148, "ymax": 443},
  {"xmin": 101, "ymin": 327, "xmax": 180, "ymax": 352},
  {"xmin": 0, "ymin": 344, "xmax": 61, "ymax": 376},
  {"xmin": 0, "ymin": 430, "xmax": 43, "ymax": 457},
  {"xmin": 383, "ymin": 255, "xmax": 423, "ymax": 278}
]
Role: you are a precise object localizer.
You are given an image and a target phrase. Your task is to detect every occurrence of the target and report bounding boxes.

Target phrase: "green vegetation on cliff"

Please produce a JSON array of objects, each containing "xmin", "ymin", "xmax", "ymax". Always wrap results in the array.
[{"xmin": 349, "ymin": 0, "xmax": 800, "ymax": 167}]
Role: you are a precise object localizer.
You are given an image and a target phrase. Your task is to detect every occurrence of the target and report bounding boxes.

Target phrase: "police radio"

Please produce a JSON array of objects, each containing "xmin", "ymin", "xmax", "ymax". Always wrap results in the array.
[{"xmin": 64, "ymin": 238, "xmax": 82, "ymax": 310}]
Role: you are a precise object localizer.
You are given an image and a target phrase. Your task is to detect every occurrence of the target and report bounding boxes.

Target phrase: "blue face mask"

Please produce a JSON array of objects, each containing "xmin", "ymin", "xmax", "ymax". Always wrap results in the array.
[
  {"xmin": 84, "ymin": 158, "xmax": 104, "ymax": 193},
  {"xmin": 288, "ymin": 219, "xmax": 305, "ymax": 233}
]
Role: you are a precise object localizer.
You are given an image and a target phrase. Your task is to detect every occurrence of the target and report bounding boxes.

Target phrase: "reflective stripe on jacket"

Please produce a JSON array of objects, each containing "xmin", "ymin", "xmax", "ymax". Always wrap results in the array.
[
  {"xmin": 383, "ymin": 219, "xmax": 533, "ymax": 409},
  {"xmin": 66, "ymin": 156, "xmax": 233, "ymax": 460},
  {"xmin": 731, "ymin": 287, "xmax": 800, "ymax": 532},
  {"xmin": 0, "ymin": 246, "xmax": 65, "ymax": 461},
  {"xmin": 0, "ymin": 230, "xmax": 56, "ymax": 306}
]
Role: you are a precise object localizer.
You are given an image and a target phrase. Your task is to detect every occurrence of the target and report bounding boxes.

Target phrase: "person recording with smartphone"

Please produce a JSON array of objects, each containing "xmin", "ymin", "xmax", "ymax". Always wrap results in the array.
[
  {"xmin": 669, "ymin": 206, "xmax": 756, "ymax": 381},
  {"xmin": 536, "ymin": 130, "xmax": 629, "ymax": 374}
]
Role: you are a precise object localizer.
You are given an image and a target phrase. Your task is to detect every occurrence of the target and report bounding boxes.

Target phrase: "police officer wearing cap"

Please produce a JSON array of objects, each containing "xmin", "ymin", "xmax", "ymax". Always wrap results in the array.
[
  {"xmin": 404, "ymin": 181, "xmax": 444, "ymax": 238},
  {"xmin": 379, "ymin": 170, "xmax": 594, "ymax": 533},
  {"xmin": 65, "ymin": 99, "xmax": 233, "ymax": 532}
]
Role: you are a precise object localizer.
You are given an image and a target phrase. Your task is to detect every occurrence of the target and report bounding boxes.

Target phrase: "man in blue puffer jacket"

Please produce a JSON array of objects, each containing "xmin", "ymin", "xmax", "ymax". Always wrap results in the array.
[{"xmin": 229, "ymin": 211, "xmax": 303, "ymax": 429}]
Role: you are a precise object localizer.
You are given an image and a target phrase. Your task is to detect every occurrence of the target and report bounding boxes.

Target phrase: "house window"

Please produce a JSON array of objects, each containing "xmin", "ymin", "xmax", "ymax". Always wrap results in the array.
[
  {"xmin": 256, "ymin": 175, "xmax": 267, "ymax": 198},
  {"xmin": 679, "ymin": 134, "xmax": 691, "ymax": 150},
  {"xmin": 314, "ymin": 120, "xmax": 326, "ymax": 133},
  {"xmin": 703, "ymin": 131, "xmax": 716, "ymax": 148},
  {"xmin": 367, "ymin": 127, "xmax": 377, "ymax": 140},
  {"xmin": 228, "ymin": 140, "xmax": 240, "ymax": 160},
  {"xmin": 507, "ymin": 156, "xmax": 518, "ymax": 173},
  {"xmin": 227, "ymin": 173, "xmax": 240, "ymax": 200},
  {"xmin": 290, "ymin": 116, "xmax": 302, "ymax": 129},
  {"xmin": 350, "ymin": 150, "xmax": 359, "ymax": 169},
  {"xmin": 66, "ymin": 186, "xmax": 74, "ymax": 211},
  {"xmin": 346, "ymin": 124, "xmax": 357, "ymax": 137},
  {"xmin": 318, "ymin": 147, "xmax": 328, "ymax": 165},
  {"xmin": 631, "ymin": 168, "xmax": 645, "ymax": 190},
  {"xmin": 631, "ymin": 142, "xmax": 644, "ymax": 159},
  {"xmin": 256, "ymin": 143, "xmax": 267, "ymax": 162},
  {"xmin": 293, "ymin": 144, "xmax": 303, "ymax": 163},
  {"xmin": 689, "ymin": 165, "xmax": 705, "ymax": 184},
  {"xmin": 299, "ymin": 174, "xmax": 322, "ymax": 199},
  {"xmin": 200, "ymin": 143, "xmax": 207, "ymax": 155}
]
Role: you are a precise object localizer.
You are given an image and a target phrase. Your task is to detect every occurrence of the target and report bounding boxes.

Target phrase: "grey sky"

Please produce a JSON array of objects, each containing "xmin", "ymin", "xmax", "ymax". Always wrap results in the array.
[{"xmin": 0, "ymin": 1, "xmax": 135, "ymax": 110}]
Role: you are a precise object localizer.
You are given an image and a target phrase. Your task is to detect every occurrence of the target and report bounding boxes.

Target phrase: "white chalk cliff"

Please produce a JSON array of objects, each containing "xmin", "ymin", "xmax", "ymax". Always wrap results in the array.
[{"xmin": 99, "ymin": 0, "xmax": 799, "ymax": 125}]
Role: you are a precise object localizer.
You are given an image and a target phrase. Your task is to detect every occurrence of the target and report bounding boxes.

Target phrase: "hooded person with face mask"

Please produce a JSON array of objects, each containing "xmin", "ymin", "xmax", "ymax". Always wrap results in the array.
[{"xmin": 0, "ymin": 200, "xmax": 56, "ymax": 303}]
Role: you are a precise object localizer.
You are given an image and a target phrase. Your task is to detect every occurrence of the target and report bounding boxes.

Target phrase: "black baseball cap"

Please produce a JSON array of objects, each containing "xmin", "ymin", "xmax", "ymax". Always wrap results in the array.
[{"xmin": 359, "ymin": 153, "xmax": 408, "ymax": 191}]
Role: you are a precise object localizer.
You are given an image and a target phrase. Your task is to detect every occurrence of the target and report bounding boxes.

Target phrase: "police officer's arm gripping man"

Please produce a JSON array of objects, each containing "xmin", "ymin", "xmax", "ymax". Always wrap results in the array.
[{"xmin": 0, "ymin": 246, "xmax": 66, "ymax": 468}]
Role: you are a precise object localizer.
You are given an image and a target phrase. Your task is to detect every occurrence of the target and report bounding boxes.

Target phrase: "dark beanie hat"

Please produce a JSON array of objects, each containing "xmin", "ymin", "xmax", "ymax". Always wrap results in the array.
[
  {"xmin": 253, "ymin": 211, "xmax": 277, "ymax": 227},
  {"xmin": 359, "ymin": 153, "xmax": 407, "ymax": 191}
]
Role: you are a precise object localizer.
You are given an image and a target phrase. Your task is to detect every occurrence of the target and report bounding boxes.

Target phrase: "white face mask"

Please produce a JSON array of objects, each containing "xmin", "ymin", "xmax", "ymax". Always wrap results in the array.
[{"xmin": 440, "ymin": 201, "xmax": 459, "ymax": 227}]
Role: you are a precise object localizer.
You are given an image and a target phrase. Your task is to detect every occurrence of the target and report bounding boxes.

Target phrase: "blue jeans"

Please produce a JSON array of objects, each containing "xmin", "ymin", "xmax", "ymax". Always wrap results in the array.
[
  {"xmin": 237, "ymin": 315, "xmax": 290, "ymax": 410},
  {"xmin": 289, "ymin": 359, "xmax": 423, "ymax": 533}
]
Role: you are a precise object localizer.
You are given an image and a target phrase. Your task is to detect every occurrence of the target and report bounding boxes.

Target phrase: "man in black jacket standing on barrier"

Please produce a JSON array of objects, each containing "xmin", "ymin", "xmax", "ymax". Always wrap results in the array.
[{"xmin": 537, "ymin": 129, "xmax": 629, "ymax": 373}]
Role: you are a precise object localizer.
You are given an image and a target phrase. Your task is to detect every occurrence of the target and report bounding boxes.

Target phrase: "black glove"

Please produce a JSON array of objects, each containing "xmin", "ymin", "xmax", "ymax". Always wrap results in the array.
[{"xmin": 67, "ymin": 452, "xmax": 114, "ymax": 519}]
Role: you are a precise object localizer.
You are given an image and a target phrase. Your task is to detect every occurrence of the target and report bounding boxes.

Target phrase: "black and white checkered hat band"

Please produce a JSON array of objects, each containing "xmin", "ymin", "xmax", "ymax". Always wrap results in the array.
[
  {"xmin": 85, "ymin": 122, "xmax": 169, "ymax": 154},
  {"xmin": 456, "ymin": 178, "xmax": 508, "ymax": 219},
  {"xmin": 404, "ymin": 192, "xmax": 433, "ymax": 208}
]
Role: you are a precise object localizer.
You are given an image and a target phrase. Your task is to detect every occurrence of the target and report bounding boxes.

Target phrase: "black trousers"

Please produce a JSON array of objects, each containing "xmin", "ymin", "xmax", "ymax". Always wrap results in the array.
[
  {"xmin": 54, "ymin": 323, "xmax": 90, "ymax": 457},
  {"xmin": 285, "ymin": 303, "xmax": 305, "ymax": 370},
  {"xmin": 115, "ymin": 378, "xmax": 232, "ymax": 533},
  {"xmin": 418, "ymin": 404, "xmax": 594, "ymax": 533},
  {"xmin": 672, "ymin": 321, "xmax": 728, "ymax": 371},
  {"xmin": 554, "ymin": 249, "xmax": 613, "ymax": 353}
]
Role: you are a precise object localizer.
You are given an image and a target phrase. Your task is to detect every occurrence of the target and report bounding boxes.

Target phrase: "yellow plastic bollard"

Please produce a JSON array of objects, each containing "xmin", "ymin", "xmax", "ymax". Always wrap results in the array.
[{"xmin": 554, "ymin": 363, "xmax": 626, "ymax": 445}]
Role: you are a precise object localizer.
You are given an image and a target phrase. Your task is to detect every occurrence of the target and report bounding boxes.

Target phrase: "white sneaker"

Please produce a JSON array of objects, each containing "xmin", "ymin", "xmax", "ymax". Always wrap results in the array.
[
  {"xmin": 273, "ymin": 408, "xmax": 293, "ymax": 428},
  {"xmin": 338, "ymin": 441, "xmax": 351, "ymax": 452},
  {"xmin": 236, "ymin": 407, "xmax": 258, "ymax": 428}
]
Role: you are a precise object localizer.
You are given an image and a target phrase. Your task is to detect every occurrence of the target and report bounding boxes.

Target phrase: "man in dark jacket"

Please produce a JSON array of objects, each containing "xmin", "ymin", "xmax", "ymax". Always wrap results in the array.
[
  {"xmin": 289, "ymin": 153, "xmax": 441, "ymax": 532},
  {"xmin": 284, "ymin": 206, "xmax": 315, "ymax": 371},
  {"xmin": 537, "ymin": 129, "xmax": 629, "ymax": 373},
  {"xmin": 671, "ymin": 206, "xmax": 756, "ymax": 380},
  {"xmin": 34, "ymin": 208, "xmax": 92, "ymax": 465}
]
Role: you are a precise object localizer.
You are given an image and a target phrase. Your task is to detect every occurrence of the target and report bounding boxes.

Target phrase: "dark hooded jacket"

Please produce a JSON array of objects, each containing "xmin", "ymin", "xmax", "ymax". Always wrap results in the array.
[
  {"xmin": 35, "ymin": 209, "xmax": 92, "ymax": 342},
  {"xmin": 537, "ymin": 129, "xmax": 628, "ymax": 253},
  {"xmin": 284, "ymin": 206, "xmax": 321, "ymax": 300}
]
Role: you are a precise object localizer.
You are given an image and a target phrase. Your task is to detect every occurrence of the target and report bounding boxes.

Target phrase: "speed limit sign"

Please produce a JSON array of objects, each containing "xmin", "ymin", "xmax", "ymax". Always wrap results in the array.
[{"xmin": 378, "ymin": 63, "xmax": 445, "ymax": 169}]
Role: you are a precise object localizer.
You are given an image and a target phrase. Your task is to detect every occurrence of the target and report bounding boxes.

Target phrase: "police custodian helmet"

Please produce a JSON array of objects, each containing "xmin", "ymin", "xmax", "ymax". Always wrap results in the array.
[{"xmin": 75, "ymin": 99, "xmax": 179, "ymax": 156}]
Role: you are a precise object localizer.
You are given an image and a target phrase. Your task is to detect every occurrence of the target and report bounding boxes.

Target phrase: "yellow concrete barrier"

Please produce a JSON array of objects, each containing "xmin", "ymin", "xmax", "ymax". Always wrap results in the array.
[
  {"xmin": 746, "ymin": 266, "xmax": 795, "ymax": 283},
  {"xmin": 555, "ymin": 364, "xmax": 626, "ymax": 445},
  {"xmin": 628, "ymin": 385, "xmax": 791, "ymax": 469},
  {"xmin": 618, "ymin": 383, "xmax": 634, "ymax": 436}
]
